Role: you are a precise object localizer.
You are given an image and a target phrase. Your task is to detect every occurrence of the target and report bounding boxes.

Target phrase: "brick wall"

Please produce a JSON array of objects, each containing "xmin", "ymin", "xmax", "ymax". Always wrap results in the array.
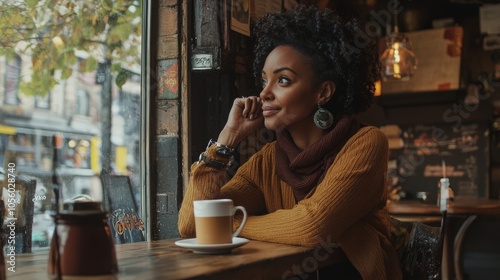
[{"xmin": 153, "ymin": 0, "xmax": 182, "ymax": 239}]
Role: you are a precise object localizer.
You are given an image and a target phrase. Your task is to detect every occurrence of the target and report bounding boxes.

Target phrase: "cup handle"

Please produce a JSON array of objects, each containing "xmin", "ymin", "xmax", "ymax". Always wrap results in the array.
[{"xmin": 232, "ymin": 205, "xmax": 247, "ymax": 237}]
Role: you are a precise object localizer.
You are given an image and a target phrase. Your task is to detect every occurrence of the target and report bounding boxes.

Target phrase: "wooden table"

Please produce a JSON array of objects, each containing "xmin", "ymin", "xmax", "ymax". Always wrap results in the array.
[
  {"xmin": 387, "ymin": 199, "xmax": 500, "ymax": 224},
  {"xmin": 387, "ymin": 200, "xmax": 442, "ymax": 225},
  {"xmin": 6, "ymin": 239, "xmax": 335, "ymax": 279}
]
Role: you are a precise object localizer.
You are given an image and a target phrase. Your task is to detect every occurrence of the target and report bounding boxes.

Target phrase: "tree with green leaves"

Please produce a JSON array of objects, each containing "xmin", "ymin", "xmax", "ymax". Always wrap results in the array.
[{"xmin": 0, "ymin": 0, "xmax": 142, "ymax": 174}]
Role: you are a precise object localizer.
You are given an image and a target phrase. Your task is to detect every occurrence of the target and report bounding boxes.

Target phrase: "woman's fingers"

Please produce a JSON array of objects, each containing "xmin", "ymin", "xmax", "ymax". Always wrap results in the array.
[
  {"xmin": 241, "ymin": 96, "xmax": 261, "ymax": 119},
  {"xmin": 222, "ymin": 96, "xmax": 264, "ymax": 145}
]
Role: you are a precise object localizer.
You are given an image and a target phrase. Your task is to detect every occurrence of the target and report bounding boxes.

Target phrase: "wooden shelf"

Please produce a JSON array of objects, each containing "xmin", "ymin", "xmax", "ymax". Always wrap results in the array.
[
  {"xmin": 360, "ymin": 88, "xmax": 493, "ymax": 126},
  {"xmin": 375, "ymin": 89, "xmax": 466, "ymax": 108}
]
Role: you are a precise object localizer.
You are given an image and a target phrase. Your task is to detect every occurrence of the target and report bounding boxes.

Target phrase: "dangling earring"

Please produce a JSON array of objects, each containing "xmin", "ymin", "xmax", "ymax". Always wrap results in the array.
[{"xmin": 314, "ymin": 104, "xmax": 334, "ymax": 130}]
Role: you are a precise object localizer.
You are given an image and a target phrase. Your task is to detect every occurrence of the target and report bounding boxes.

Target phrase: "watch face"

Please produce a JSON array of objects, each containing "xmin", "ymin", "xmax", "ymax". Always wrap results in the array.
[{"xmin": 216, "ymin": 147, "xmax": 232, "ymax": 157}]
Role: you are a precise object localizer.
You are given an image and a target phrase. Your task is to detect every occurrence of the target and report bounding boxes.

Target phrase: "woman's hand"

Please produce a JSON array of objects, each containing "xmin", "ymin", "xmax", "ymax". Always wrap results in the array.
[{"xmin": 217, "ymin": 96, "xmax": 264, "ymax": 147}]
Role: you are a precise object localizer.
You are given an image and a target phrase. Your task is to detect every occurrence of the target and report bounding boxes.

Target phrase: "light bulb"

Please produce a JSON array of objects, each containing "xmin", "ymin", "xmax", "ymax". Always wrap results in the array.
[{"xmin": 380, "ymin": 33, "xmax": 417, "ymax": 81}]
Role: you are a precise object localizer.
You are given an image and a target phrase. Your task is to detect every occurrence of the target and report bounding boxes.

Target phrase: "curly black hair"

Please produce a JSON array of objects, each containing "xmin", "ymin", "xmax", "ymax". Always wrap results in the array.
[{"xmin": 252, "ymin": 5, "xmax": 381, "ymax": 115}]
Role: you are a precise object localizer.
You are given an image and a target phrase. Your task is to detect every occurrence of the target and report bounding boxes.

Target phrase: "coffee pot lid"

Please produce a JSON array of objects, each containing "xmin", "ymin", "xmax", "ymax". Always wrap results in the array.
[
  {"xmin": 62, "ymin": 195, "xmax": 104, "ymax": 214},
  {"xmin": 63, "ymin": 201, "xmax": 102, "ymax": 212}
]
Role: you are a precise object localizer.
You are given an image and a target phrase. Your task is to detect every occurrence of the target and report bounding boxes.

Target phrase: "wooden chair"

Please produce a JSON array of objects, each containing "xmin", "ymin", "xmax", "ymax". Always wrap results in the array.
[
  {"xmin": 390, "ymin": 211, "xmax": 447, "ymax": 280},
  {"xmin": 446, "ymin": 205, "xmax": 500, "ymax": 279},
  {"xmin": 4, "ymin": 174, "xmax": 37, "ymax": 253}
]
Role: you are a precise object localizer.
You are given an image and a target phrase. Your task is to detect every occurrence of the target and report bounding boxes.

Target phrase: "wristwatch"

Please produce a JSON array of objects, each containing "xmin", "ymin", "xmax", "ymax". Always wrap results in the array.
[
  {"xmin": 198, "ymin": 139, "xmax": 235, "ymax": 169},
  {"xmin": 199, "ymin": 154, "xmax": 228, "ymax": 170},
  {"xmin": 206, "ymin": 139, "xmax": 235, "ymax": 158}
]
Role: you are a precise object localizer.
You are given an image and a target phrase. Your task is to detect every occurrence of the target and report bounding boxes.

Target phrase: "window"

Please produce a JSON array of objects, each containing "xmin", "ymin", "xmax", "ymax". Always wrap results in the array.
[
  {"xmin": 76, "ymin": 89, "xmax": 89, "ymax": 116},
  {"xmin": 0, "ymin": 0, "xmax": 146, "ymax": 252},
  {"xmin": 3, "ymin": 55, "xmax": 21, "ymax": 105},
  {"xmin": 35, "ymin": 92, "xmax": 51, "ymax": 110}
]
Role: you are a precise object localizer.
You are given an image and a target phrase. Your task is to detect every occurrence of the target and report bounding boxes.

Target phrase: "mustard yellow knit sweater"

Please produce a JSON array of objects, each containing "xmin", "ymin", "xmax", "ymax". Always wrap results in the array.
[{"xmin": 178, "ymin": 126, "xmax": 402, "ymax": 280}]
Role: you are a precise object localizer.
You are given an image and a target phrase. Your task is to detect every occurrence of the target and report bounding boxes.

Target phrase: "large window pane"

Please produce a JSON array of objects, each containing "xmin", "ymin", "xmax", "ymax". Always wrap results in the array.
[{"xmin": 0, "ymin": 0, "xmax": 145, "ymax": 252}]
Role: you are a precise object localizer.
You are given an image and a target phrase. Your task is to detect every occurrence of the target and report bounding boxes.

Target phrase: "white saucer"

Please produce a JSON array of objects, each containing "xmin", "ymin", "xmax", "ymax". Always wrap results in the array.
[{"xmin": 175, "ymin": 237, "xmax": 249, "ymax": 254}]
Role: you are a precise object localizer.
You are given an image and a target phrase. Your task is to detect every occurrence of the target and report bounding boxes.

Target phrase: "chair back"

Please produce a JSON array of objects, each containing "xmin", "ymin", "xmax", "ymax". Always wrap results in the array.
[
  {"xmin": 391, "ymin": 179, "xmax": 451, "ymax": 279},
  {"xmin": 2, "ymin": 174, "xmax": 37, "ymax": 253},
  {"xmin": 391, "ymin": 211, "xmax": 447, "ymax": 280},
  {"xmin": 402, "ymin": 213, "xmax": 446, "ymax": 279}
]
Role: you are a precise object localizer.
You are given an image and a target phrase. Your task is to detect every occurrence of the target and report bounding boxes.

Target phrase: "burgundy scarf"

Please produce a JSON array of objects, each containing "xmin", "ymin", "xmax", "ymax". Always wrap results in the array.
[{"xmin": 276, "ymin": 115, "xmax": 361, "ymax": 202}]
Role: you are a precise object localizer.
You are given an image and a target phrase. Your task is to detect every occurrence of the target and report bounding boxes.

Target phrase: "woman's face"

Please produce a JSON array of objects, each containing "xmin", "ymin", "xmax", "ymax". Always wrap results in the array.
[{"xmin": 259, "ymin": 45, "xmax": 321, "ymax": 132}]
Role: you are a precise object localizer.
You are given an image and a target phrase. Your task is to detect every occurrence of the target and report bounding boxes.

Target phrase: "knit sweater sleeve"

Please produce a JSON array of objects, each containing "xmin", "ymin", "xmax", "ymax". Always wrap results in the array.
[
  {"xmin": 177, "ymin": 144, "xmax": 267, "ymax": 238},
  {"xmin": 238, "ymin": 127, "xmax": 389, "ymax": 248}
]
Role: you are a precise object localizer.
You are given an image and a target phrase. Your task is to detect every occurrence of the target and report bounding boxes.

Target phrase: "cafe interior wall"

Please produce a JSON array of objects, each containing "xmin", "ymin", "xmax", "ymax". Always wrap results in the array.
[
  {"xmin": 150, "ymin": 0, "xmax": 500, "ymax": 239},
  {"xmin": 187, "ymin": 0, "xmax": 500, "ymax": 199},
  {"xmin": 353, "ymin": 0, "xmax": 500, "ymax": 200},
  {"xmin": 304, "ymin": 0, "xmax": 500, "ymax": 200}
]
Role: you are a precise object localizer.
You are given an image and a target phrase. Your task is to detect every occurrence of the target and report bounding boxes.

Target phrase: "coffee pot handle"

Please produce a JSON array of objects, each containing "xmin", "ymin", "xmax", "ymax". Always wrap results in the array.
[{"xmin": 232, "ymin": 206, "xmax": 247, "ymax": 237}]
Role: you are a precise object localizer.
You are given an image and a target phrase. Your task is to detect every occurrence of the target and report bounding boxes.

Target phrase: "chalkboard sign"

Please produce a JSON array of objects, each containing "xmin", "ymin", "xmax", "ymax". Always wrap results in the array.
[
  {"xmin": 101, "ymin": 175, "xmax": 144, "ymax": 243},
  {"xmin": 383, "ymin": 123, "xmax": 489, "ymax": 202}
]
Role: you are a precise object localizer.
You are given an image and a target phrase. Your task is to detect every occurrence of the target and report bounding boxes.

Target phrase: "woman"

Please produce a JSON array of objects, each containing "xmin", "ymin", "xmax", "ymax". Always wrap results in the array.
[{"xmin": 179, "ymin": 5, "xmax": 402, "ymax": 280}]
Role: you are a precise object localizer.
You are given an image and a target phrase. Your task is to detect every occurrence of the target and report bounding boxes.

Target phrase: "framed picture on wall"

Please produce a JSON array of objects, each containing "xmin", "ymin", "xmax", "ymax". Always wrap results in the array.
[{"xmin": 231, "ymin": 0, "xmax": 251, "ymax": 36}]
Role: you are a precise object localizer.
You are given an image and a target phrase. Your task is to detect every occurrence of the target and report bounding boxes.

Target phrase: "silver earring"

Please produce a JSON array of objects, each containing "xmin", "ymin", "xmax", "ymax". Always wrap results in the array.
[{"xmin": 314, "ymin": 105, "xmax": 334, "ymax": 130}]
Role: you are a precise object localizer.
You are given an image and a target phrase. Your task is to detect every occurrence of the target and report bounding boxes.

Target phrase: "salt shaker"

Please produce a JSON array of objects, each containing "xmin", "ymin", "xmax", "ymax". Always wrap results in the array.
[{"xmin": 438, "ymin": 178, "xmax": 450, "ymax": 212}]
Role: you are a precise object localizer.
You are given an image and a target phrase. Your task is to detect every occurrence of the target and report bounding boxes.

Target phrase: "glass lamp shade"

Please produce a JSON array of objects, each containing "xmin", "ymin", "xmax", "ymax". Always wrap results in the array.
[{"xmin": 380, "ymin": 32, "xmax": 417, "ymax": 81}]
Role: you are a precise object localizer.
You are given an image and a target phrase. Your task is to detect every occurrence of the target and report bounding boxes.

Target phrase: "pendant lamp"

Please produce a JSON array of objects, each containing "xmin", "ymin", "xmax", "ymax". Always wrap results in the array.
[{"xmin": 380, "ymin": 3, "xmax": 417, "ymax": 81}]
